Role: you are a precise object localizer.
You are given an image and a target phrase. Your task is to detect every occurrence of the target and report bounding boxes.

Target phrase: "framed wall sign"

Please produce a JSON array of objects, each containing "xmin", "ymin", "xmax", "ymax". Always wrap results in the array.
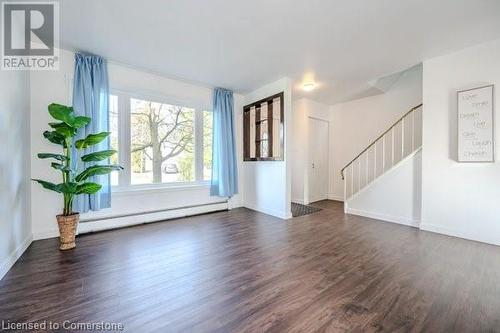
[{"xmin": 457, "ymin": 84, "xmax": 495, "ymax": 162}]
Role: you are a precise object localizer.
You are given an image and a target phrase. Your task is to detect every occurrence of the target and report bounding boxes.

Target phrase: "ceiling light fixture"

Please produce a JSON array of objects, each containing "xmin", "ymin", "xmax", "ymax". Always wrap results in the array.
[{"xmin": 303, "ymin": 82, "xmax": 315, "ymax": 92}]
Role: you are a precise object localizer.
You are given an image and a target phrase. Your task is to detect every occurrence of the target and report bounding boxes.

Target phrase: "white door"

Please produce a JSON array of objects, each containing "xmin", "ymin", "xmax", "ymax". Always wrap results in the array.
[{"xmin": 308, "ymin": 117, "xmax": 329, "ymax": 203}]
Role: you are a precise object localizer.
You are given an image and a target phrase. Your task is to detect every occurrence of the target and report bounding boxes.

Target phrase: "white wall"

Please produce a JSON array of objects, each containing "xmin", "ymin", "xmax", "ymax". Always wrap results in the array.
[
  {"xmin": 346, "ymin": 150, "xmax": 422, "ymax": 227},
  {"xmin": 421, "ymin": 39, "xmax": 500, "ymax": 246},
  {"xmin": 30, "ymin": 48, "xmax": 244, "ymax": 240},
  {"xmin": 291, "ymin": 98, "xmax": 333, "ymax": 203},
  {"xmin": 331, "ymin": 65, "xmax": 423, "ymax": 199},
  {"xmin": 0, "ymin": 70, "xmax": 32, "ymax": 279},
  {"xmin": 242, "ymin": 78, "xmax": 292, "ymax": 219}
]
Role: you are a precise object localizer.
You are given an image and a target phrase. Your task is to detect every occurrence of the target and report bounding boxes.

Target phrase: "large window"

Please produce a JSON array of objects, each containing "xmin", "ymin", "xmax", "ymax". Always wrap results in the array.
[{"xmin": 109, "ymin": 92, "xmax": 212, "ymax": 189}]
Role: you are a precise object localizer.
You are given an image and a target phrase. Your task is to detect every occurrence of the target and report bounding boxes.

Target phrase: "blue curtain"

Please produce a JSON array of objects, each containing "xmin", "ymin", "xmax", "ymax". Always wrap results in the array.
[
  {"xmin": 72, "ymin": 53, "xmax": 110, "ymax": 213},
  {"xmin": 210, "ymin": 88, "xmax": 238, "ymax": 197}
]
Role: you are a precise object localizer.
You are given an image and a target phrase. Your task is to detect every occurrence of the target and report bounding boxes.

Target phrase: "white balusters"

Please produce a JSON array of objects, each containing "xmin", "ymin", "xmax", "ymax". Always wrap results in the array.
[
  {"xmin": 341, "ymin": 105, "xmax": 423, "ymax": 200},
  {"xmin": 382, "ymin": 133, "xmax": 386, "ymax": 172},
  {"xmin": 401, "ymin": 117, "xmax": 405, "ymax": 158},
  {"xmin": 391, "ymin": 126, "xmax": 395, "ymax": 166},
  {"xmin": 411, "ymin": 109, "xmax": 415, "ymax": 152}
]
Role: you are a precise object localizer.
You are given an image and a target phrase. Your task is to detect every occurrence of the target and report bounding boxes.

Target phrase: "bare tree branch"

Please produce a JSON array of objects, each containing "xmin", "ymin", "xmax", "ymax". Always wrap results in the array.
[
  {"xmin": 160, "ymin": 133, "xmax": 193, "ymax": 162},
  {"xmin": 159, "ymin": 108, "xmax": 186, "ymax": 145},
  {"xmin": 161, "ymin": 139, "xmax": 191, "ymax": 162},
  {"xmin": 130, "ymin": 100, "xmax": 195, "ymax": 180},
  {"xmin": 131, "ymin": 143, "xmax": 152, "ymax": 153},
  {"xmin": 143, "ymin": 149, "xmax": 152, "ymax": 160}
]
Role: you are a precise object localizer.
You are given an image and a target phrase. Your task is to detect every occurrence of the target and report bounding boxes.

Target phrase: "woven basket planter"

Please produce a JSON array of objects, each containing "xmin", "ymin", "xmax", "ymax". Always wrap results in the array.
[{"xmin": 56, "ymin": 213, "xmax": 79, "ymax": 250}]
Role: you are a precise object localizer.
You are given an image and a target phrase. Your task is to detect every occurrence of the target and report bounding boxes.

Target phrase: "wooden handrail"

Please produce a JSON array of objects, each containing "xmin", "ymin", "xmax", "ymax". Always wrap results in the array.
[{"xmin": 340, "ymin": 104, "xmax": 423, "ymax": 180}]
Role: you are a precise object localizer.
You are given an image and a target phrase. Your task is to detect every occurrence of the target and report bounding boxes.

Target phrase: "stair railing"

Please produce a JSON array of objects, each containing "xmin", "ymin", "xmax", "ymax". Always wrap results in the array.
[{"xmin": 341, "ymin": 104, "xmax": 423, "ymax": 200}]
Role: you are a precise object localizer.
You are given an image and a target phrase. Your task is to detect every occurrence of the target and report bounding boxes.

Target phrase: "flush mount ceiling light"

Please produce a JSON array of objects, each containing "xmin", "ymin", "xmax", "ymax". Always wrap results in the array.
[{"xmin": 303, "ymin": 82, "xmax": 316, "ymax": 92}]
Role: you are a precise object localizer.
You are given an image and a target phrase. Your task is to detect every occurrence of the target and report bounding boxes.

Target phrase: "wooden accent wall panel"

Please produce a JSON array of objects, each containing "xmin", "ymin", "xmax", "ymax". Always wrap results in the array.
[{"xmin": 243, "ymin": 92, "xmax": 284, "ymax": 161}]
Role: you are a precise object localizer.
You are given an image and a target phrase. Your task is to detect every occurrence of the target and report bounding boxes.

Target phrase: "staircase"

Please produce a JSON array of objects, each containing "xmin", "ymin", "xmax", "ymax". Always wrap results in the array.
[{"xmin": 341, "ymin": 104, "xmax": 423, "ymax": 202}]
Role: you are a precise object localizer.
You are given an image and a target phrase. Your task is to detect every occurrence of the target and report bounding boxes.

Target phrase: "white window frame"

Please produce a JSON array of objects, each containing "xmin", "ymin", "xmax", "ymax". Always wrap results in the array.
[{"xmin": 110, "ymin": 89, "xmax": 212, "ymax": 192}]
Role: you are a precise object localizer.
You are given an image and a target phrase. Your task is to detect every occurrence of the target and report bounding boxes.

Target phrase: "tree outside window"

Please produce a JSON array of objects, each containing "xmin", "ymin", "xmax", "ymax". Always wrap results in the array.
[
  {"xmin": 108, "ymin": 94, "xmax": 212, "ymax": 187},
  {"xmin": 130, "ymin": 98, "xmax": 194, "ymax": 184},
  {"xmin": 203, "ymin": 110, "xmax": 213, "ymax": 180}
]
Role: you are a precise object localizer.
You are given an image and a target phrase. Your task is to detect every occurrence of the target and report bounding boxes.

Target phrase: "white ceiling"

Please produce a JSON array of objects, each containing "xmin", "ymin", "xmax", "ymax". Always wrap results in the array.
[{"xmin": 59, "ymin": 0, "xmax": 500, "ymax": 105}]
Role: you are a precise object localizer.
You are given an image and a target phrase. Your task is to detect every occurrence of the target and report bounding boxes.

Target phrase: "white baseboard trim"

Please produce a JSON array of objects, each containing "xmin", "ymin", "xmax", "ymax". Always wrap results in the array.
[
  {"xmin": 0, "ymin": 234, "xmax": 33, "ymax": 281},
  {"xmin": 33, "ymin": 202, "xmax": 229, "ymax": 240},
  {"xmin": 420, "ymin": 223, "xmax": 500, "ymax": 247},
  {"xmin": 33, "ymin": 229, "xmax": 59, "ymax": 241},
  {"xmin": 244, "ymin": 202, "xmax": 292, "ymax": 219},
  {"xmin": 328, "ymin": 194, "xmax": 344, "ymax": 202},
  {"xmin": 345, "ymin": 207, "xmax": 420, "ymax": 228}
]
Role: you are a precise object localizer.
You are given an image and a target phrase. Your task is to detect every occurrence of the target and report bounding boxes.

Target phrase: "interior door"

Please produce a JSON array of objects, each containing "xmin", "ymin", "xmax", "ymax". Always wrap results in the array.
[{"xmin": 308, "ymin": 117, "xmax": 329, "ymax": 203}]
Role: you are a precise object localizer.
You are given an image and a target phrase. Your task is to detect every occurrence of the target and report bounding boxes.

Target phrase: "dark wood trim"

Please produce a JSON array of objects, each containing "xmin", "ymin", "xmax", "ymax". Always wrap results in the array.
[
  {"xmin": 243, "ymin": 92, "xmax": 284, "ymax": 111},
  {"xmin": 255, "ymin": 105, "xmax": 261, "ymax": 158},
  {"xmin": 279, "ymin": 93, "xmax": 284, "ymax": 160},
  {"xmin": 243, "ymin": 110, "xmax": 250, "ymax": 159},
  {"xmin": 268, "ymin": 99, "xmax": 274, "ymax": 157},
  {"xmin": 243, "ymin": 92, "xmax": 284, "ymax": 161}
]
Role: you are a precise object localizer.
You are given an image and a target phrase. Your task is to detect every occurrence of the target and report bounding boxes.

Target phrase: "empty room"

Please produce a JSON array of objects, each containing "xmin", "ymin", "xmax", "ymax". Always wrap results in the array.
[{"xmin": 2, "ymin": 1, "xmax": 500, "ymax": 332}]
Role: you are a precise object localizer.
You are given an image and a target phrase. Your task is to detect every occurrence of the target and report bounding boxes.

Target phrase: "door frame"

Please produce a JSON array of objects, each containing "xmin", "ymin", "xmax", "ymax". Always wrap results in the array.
[{"xmin": 307, "ymin": 116, "xmax": 330, "ymax": 204}]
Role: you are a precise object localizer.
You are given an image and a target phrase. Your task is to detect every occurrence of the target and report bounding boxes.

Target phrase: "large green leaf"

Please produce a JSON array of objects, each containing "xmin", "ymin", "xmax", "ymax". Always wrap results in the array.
[
  {"xmin": 81, "ymin": 150, "xmax": 117, "ymax": 162},
  {"xmin": 58, "ymin": 182, "xmax": 78, "ymax": 194},
  {"xmin": 71, "ymin": 116, "xmax": 91, "ymax": 128},
  {"xmin": 43, "ymin": 131, "xmax": 66, "ymax": 147},
  {"xmin": 48, "ymin": 103, "xmax": 73, "ymax": 124},
  {"xmin": 51, "ymin": 162, "xmax": 64, "ymax": 170},
  {"xmin": 51, "ymin": 162, "xmax": 72, "ymax": 173},
  {"xmin": 49, "ymin": 122, "xmax": 77, "ymax": 138},
  {"xmin": 76, "ymin": 182, "xmax": 102, "ymax": 194},
  {"xmin": 32, "ymin": 179, "xmax": 62, "ymax": 193},
  {"xmin": 48, "ymin": 104, "xmax": 90, "ymax": 129},
  {"xmin": 37, "ymin": 153, "xmax": 68, "ymax": 161},
  {"xmin": 33, "ymin": 179, "xmax": 77, "ymax": 194},
  {"xmin": 75, "ymin": 165, "xmax": 123, "ymax": 182},
  {"xmin": 75, "ymin": 132, "xmax": 110, "ymax": 149},
  {"xmin": 49, "ymin": 122, "xmax": 65, "ymax": 129}
]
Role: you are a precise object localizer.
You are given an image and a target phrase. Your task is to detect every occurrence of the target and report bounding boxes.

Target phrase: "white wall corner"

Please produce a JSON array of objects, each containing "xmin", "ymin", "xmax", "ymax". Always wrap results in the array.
[
  {"xmin": 243, "ymin": 202, "xmax": 292, "ymax": 220},
  {"xmin": 291, "ymin": 197, "xmax": 306, "ymax": 204},
  {"xmin": 228, "ymin": 195, "xmax": 243, "ymax": 209},
  {"xmin": 242, "ymin": 76, "xmax": 293, "ymax": 222},
  {"xmin": 33, "ymin": 228, "xmax": 59, "ymax": 241},
  {"xmin": 0, "ymin": 234, "xmax": 33, "ymax": 281}
]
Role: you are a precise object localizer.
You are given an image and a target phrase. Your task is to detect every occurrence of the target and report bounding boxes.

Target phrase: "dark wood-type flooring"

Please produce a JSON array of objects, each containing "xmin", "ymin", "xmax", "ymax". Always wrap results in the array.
[{"xmin": 1, "ymin": 201, "xmax": 500, "ymax": 332}]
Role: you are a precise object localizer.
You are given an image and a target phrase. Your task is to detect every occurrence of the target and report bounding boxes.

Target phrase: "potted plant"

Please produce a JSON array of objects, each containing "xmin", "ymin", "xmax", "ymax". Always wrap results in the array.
[{"xmin": 33, "ymin": 103, "xmax": 122, "ymax": 250}]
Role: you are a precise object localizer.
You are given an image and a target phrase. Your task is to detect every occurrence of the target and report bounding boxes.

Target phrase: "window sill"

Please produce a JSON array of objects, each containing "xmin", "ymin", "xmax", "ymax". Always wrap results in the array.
[{"xmin": 112, "ymin": 182, "xmax": 211, "ymax": 195}]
